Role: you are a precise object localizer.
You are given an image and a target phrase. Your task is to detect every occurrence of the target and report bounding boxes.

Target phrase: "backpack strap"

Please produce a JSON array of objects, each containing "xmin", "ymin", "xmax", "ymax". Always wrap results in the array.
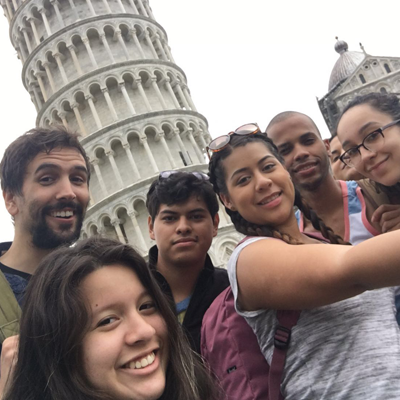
[
  {"xmin": 0, "ymin": 270, "xmax": 21, "ymax": 343},
  {"xmin": 269, "ymin": 310, "xmax": 301, "ymax": 400}
]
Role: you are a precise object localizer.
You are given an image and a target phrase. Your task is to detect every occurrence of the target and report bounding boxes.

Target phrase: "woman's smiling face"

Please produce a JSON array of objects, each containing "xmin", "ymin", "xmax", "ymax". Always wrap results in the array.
[
  {"xmin": 81, "ymin": 264, "xmax": 169, "ymax": 400},
  {"xmin": 219, "ymin": 141, "xmax": 295, "ymax": 230},
  {"xmin": 337, "ymin": 104, "xmax": 400, "ymax": 186}
]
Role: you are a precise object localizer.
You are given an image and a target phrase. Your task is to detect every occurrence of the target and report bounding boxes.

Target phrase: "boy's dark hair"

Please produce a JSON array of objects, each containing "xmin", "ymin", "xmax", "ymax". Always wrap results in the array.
[
  {"xmin": 146, "ymin": 171, "xmax": 219, "ymax": 221},
  {"xmin": 0, "ymin": 127, "xmax": 91, "ymax": 195}
]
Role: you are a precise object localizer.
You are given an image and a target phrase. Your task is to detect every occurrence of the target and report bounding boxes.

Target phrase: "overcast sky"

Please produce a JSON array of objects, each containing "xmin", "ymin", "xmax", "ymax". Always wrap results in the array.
[{"xmin": 0, "ymin": 0, "xmax": 399, "ymax": 241}]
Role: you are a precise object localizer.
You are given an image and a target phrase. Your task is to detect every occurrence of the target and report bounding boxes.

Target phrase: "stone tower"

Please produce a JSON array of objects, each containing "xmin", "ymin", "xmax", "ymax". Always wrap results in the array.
[
  {"xmin": 1, "ymin": 0, "xmax": 241, "ymax": 266},
  {"xmin": 319, "ymin": 38, "xmax": 400, "ymax": 134}
]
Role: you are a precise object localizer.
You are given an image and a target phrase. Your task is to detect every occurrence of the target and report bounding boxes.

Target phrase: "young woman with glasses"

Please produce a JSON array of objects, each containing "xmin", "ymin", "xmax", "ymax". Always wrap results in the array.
[
  {"xmin": 337, "ymin": 92, "xmax": 400, "ymax": 193},
  {"xmin": 208, "ymin": 125, "xmax": 400, "ymax": 399},
  {"xmin": 1, "ymin": 237, "xmax": 220, "ymax": 400}
]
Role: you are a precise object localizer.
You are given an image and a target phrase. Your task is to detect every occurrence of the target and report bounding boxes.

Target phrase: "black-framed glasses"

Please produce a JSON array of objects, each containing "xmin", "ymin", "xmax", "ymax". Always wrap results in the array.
[
  {"xmin": 340, "ymin": 119, "xmax": 400, "ymax": 167},
  {"xmin": 159, "ymin": 170, "xmax": 209, "ymax": 181},
  {"xmin": 206, "ymin": 123, "xmax": 261, "ymax": 159}
]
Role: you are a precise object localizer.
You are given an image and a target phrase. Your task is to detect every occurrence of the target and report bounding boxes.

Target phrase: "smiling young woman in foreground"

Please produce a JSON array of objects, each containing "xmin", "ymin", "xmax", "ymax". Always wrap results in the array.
[{"xmin": 1, "ymin": 237, "xmax": 219, "ymax": 400}]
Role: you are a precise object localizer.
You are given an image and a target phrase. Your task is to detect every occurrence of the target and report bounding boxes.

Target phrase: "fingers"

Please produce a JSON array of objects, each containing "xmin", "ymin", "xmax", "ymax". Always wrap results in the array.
[{"xmin": 371, "ymin": 204, "xmax": 400, "ymax": 233}]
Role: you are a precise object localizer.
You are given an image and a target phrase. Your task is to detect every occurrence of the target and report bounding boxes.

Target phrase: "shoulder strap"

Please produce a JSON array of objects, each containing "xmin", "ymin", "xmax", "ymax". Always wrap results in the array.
[
  {"xmin": 0, "ymin": 270, "xmax": 21, "ymax": 343},
  {"xmin": 269, "ymin": 310, "xmax": 301, "ymax": 400}
]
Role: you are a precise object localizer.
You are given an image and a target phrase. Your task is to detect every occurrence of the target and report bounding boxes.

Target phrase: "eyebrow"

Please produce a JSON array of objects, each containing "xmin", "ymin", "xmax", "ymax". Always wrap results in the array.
[
  {"xmin": 331, "ymin": 149, "xmax": 340, "ymax": 155},
  {"xmin": 34, "ymin": 163, "xmax": 88, "ymax": 176},
  {"xmin": 277, "ymin": 132, "xmax": 316, "ymax": 149},
  {"xmin": 230, "ymin": 155, "xmax": 274, "ymax": 180},
  {"xmin": 159, "ymin": 207, "xmax": 208, "ymax": 215},
  {"xmin": 341, "ymin": 121, "xmax": 379, "ymax": 149}
]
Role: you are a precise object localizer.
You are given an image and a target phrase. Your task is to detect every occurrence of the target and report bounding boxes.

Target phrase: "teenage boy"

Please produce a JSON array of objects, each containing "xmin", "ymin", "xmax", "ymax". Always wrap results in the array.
[{"xmin": 146, "ymin": 171, "xmax": 229, "ymax": 353}]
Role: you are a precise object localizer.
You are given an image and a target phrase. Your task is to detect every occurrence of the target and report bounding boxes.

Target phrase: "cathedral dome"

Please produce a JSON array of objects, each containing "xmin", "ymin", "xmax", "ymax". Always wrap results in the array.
[{"xmin": 328, "ymin": 38, "xmax": 365, "ymax": 90}]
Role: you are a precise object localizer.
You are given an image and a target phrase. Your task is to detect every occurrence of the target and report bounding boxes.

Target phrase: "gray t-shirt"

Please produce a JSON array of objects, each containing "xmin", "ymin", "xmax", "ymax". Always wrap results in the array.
[{"xmin": 228, "ymin": 237, "xmax": 400, "ymax": 400}]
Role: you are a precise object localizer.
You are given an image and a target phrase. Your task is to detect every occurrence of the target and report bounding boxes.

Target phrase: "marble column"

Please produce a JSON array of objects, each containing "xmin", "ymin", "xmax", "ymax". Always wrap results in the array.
[
  {"xmin": 123, "ymin": 142, "xmax": 141, "ymax": 179},
  {"xmin": 128, "ymin": 210, "xmax": 147, "ymax": 253},
  {"xmin": 86, "ymin": 94, "xmax": 102, "ymax": 129},
  {"xmin": 102, "ymin": 88, "xmax": 118, "ymax": 120},
  {"xmin": 92, "ymin": 159, "xmax": 108, "ymax": 197},
  {"xmin": 140, "ymin": 137, "xmax": 158, "ymax": 173},
  {"xmin": 106, "ymin": 150, "xmax": 124, "ymax": 187},
  {"xmin": 71, "ymin": 102, "xmax": 87, "ymax": 136},
  {"xmin": 111, "ymin": 218, "xmax": 126, "ymax": 243},
  {"xmin": 83, "ymin": 37, "xmax": 98, "ymax": 68},
  {"xmin": 68, "ymin": 44, "xmax": 83, "ymax": 76}
]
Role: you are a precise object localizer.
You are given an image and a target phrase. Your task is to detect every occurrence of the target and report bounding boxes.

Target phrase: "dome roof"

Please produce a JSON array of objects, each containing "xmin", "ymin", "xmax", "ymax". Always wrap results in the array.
[{"xmin": 328, "ymin": 38, "xmax": 365, "ymax": 90}]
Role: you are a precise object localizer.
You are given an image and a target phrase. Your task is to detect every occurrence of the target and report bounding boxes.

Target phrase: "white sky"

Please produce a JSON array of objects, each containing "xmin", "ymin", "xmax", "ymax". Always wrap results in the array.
[{"xmin": 0, "ymin": 0, "xmax": 399, "ymax": 241}]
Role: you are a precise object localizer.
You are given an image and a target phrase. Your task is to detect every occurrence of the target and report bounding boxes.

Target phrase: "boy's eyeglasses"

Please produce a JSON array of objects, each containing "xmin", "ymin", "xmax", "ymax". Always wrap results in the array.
[
  {"xmin": 340, "ymin": 119, "xmax": 400, "ymax": 167},
  {"xmin": 206, "ymin": 123, "xmax": 261, "ymax": 159},
  {"xmin": 159, "ymin": 170, "xmax": 209, "ymax": 181}
]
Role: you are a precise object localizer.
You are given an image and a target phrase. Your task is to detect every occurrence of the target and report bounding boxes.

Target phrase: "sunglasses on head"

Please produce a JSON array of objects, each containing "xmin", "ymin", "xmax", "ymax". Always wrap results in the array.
[
  {"xmin": 206, "ymin": 123, "xmax": 261, "ymax": 159},
  {"xmin": 159, "ymin": 170, "xmax": 209, "ymax": 181}
]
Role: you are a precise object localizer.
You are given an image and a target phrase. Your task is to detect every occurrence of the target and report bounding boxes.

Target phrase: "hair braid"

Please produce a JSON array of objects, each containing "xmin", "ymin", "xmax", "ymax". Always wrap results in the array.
[{"xmin": 294, "ymin": 191, "xmax": 351, "ymax": 245}]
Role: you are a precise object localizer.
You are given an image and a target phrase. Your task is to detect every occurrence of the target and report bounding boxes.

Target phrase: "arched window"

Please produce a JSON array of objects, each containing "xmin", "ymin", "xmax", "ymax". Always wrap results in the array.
[
  {"xmin": 380, "ymin": 87, "xmax": 387, "ymax": 94},
  {"xmin": 359, "ymin": 74, "xmax": 366, "ymax": 84},
  {"xmin": 384, "ymin": 63, "xmax": 391, "ymax": 73}
]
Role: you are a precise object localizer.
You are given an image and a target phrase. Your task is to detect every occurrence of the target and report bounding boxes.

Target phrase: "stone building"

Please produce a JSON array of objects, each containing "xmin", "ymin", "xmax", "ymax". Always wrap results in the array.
[
  {"xmin": 318, "ymin": 38, "xmax": 400, "ymax": 134},
  {"xmin": 1, "ymin": 0, "xmax": 241, "ymax": 266}
]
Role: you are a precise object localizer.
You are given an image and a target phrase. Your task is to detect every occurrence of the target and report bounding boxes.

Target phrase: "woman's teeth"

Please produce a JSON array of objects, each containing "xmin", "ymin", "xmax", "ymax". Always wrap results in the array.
[{"xmin": 127, "ymin": 352, "xmax": 156, "ymax": 369}]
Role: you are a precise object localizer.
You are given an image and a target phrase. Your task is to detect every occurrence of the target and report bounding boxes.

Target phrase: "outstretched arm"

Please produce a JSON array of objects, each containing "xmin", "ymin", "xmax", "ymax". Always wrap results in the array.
[{"xmin": 236, "ymin": 230, "xmax": 400, "ymax": 311}]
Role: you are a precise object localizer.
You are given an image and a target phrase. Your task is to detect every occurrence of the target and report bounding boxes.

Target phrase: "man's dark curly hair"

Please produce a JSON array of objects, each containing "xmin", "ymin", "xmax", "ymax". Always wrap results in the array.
[
  {"xmin": 0, "ymin": 126, "xmax": 90, "ymax": 195},
  {"xmin": 146, "ymin": 171, "xmax": 219, "ymax": 221}
]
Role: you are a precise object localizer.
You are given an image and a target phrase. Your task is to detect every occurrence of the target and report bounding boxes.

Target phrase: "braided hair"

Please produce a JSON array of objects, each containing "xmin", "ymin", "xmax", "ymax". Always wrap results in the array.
[{"xmin": 208, "ymin": 133, "xmax": 350, "ymax": 245}]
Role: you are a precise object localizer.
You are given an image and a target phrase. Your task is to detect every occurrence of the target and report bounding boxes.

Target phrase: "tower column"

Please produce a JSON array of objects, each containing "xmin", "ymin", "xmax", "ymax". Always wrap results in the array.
[
  {"xmin": 92, "ymin": 159, "xmax": 108, "ymax": 197},
  {"xmin": 119, "ymin": 83, "xmax": 136, "ymax": 114},
  {"xmin": 53, "ymin": 52, "xmax": 69, "ymax": 84},
  {"xmin": 165, "ymin": 79, "xmax": 180, "ymax": 108},
  {"xmin": 163, "ymin": 40, "xmax": 175, "ymax": 63},
  {"xmin": 115, "ymin": 0, "xmax": 126, "ymax": 13},
  {"xmin": 38, "ymin": 8, "xmax": 52, "ymax": 36},
  {"xmin": 174, "ymin": 129, "xmax": 190, "ymax": 164},
  {"xmin": 31, "ymin": 84, "xmax": 43, "ymax": 108},
  {"xmin": 154, "ymin": 35, "xmax": 168, "ymax": 60},
  {"xmin": 128, "ymin": 0, "xmax": 138, "ymax": 14},
  {"xmin": 106, "ymin": 150, "xmax": 124, "ymax": 188},
  {"xmin": 140, "ymin": 137, "xmax": 158, "ymax": 173},
  {"xmin": 151, "ymin": 77, "xmax": 167, "ymax": 109},
  {"xmin": 102, "ymin": 88, "xmax": 118, "ymax": 121},
  {"xmin": 143, "ymin": 1, "xmax": 154, "ymax": 19},
  {"xmin": 115, "ymin": 29, "xmax": 129, "ymax": 60},
  {"xmin": 182, "ymin": 85, "xmax": 197, "ymax": 111},
  {"xmin": 21, "ymin": 28, "xmax": 32, "ymax": 54},
  {"xmin": 71, "ymin": 103, "xmax": 87, "ymax": 136},
  {"xmin": 144, "ymin": 31, "xmax": 158, "ymax": 58},
  {"xmin": 100, "ymin": 33, "xmax": 115, "ymax": 63},
  {"xmin": 128, "ymin": 210, "xmax": 147, "ymax": 253},
  {"xmin": 28, "ymin": 18, "xmax": 40, "ymax": 46},
  {"xmin": 135, "ymin": 79, "xmax": 152, "ymax": 111},
  {"xmin": 131, "ymin": 29, "xmax": 145, "ymax": 58},
  {"xmin": 102, "ymin": 0, "xmax": 112, "ymax": 13},
  {"xmin": 50, "ymin": 0, "xmax": 64, "ymax": 27},
  {"xmin": 86, "ymin": 94, "xmax": 102, "ymax": 129},
  {"xmin": 186, "ymin": 129, "xmax": 203, "ymax": 163},
  {"xmin": 5, "ymin": 1, "xmax": 13, "ymax": 20},
  {"xmin": 157, "ymin": 132, "xmax": 176, "ymax": 168},
  {"xmin": 136, "ymin": 0, "xmax": 147, "ymax": 17},
  {"xmin": 35, "ymin": 72, "xmax": 48, "ymax": 102},
  {"xmin": 68, "ymin": 44, "xmax": 83, "ymax": 76},
  {"xmin": 45, "ymin": 63, "xmax": 57, "ymax": 95},
  {"xmin": 85, "ymin": 0, "xmax": 96, "ymax": 16},
  {"xmin": 174, "ymin": 82, "xmax": 190, "ymax": 109},
  {"xmin": 67, "ymin": 0, "xmax": 79, "ymax": 20},
  {"xmin": 111, "ymin": 219, "xmax": 126, "ymax": 243},
  {"xmin": 58, "ymin": 111, "xmax": 69, "ymax": 129},
  {"xmin": 83, "ymin": 37, "xmax": 98, "ymax": 68},
  {"xmin": 123, "ymin": 143, "xmax": 141, "ymax": 179}
]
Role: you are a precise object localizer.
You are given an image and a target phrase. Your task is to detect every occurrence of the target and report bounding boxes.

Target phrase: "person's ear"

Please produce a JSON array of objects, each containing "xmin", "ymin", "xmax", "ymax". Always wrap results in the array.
[
  {"xmin": 323, "ymin": 139, "xmax": 332, "ymax": 157},
  {"xmin": 220, "ymin": 193, "xmax": 236, "ymax": 211},
  {"xmin": 212, "ymin": 213, "xmax": 219, "ymax": 237},
  {"xmin": 3, "ymin": 191, "xmax": 19, "ymax": 217},
  {"xmin": 148, "ymin": 215, "xmax": 155, "ymax": 240}
]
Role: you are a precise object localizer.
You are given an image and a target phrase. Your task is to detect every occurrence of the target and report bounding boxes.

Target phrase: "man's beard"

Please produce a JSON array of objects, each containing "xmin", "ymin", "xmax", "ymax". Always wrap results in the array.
[{"xmin": 29, "ymin": 200, "xmax": 85, "ymax": 249}]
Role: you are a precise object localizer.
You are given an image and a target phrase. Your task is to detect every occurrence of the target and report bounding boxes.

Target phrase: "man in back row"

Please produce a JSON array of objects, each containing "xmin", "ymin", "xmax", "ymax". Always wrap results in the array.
[
  {"xmin": 146, "ymin": 171, "xmax": 229, "ymax": 353},
  {"xmin": 0, "ymin": 128, "xmax": 90, "ymax": 390}
]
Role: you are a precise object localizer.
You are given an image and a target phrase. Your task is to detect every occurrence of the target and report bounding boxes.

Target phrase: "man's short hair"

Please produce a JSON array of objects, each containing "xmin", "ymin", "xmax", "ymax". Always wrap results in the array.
[
  {"xmin": 0, "ymin": 127, "xmax": 91, "ymax": 195},
  {"xmin": 146, "ymin": 171, "xmax": 219, "ymax": 221},
  {"xmin": 266, "ymin": 111, "xmax": 322, "ymax": 138}
]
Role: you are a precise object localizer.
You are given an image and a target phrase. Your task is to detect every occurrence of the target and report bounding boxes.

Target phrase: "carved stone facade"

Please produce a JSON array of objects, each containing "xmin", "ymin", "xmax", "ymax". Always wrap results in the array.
[
  {"xmin": 2, "ymin": 0, "xmax": 241, "ymax": 267},
  {"xmin": 319, "ymin": 38, "xmax": 400, "ymax": 134}
]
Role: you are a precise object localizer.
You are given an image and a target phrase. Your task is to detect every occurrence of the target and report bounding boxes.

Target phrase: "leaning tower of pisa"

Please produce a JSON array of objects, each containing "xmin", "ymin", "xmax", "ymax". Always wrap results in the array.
[{"xmin": 1, "ymin": 0, "xmax": 241, "ymax": 266}]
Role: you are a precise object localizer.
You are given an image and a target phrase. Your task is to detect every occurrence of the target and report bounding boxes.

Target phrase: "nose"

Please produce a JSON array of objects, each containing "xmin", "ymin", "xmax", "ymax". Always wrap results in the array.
[
  {"xmin": 358, "ymin": 145, "xmax": 376, "ymax": 163},
  {"xmin": 125, "ymin": 313, "xmax": 156, "ymax": 345},
  {"xmin": 176, "ymin": 216, "xmax": 192, "ymax": 234},
  {"xmin": 293, "ymin": 145, "xmax": 310, "ymax": 162},
  {"xmin": 55, "ymin": 178, "xmax": 77, "ymax": 201},
  {"xmin": 255, "ymin": 171, "xmax": 272, "ymax": 192}
]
